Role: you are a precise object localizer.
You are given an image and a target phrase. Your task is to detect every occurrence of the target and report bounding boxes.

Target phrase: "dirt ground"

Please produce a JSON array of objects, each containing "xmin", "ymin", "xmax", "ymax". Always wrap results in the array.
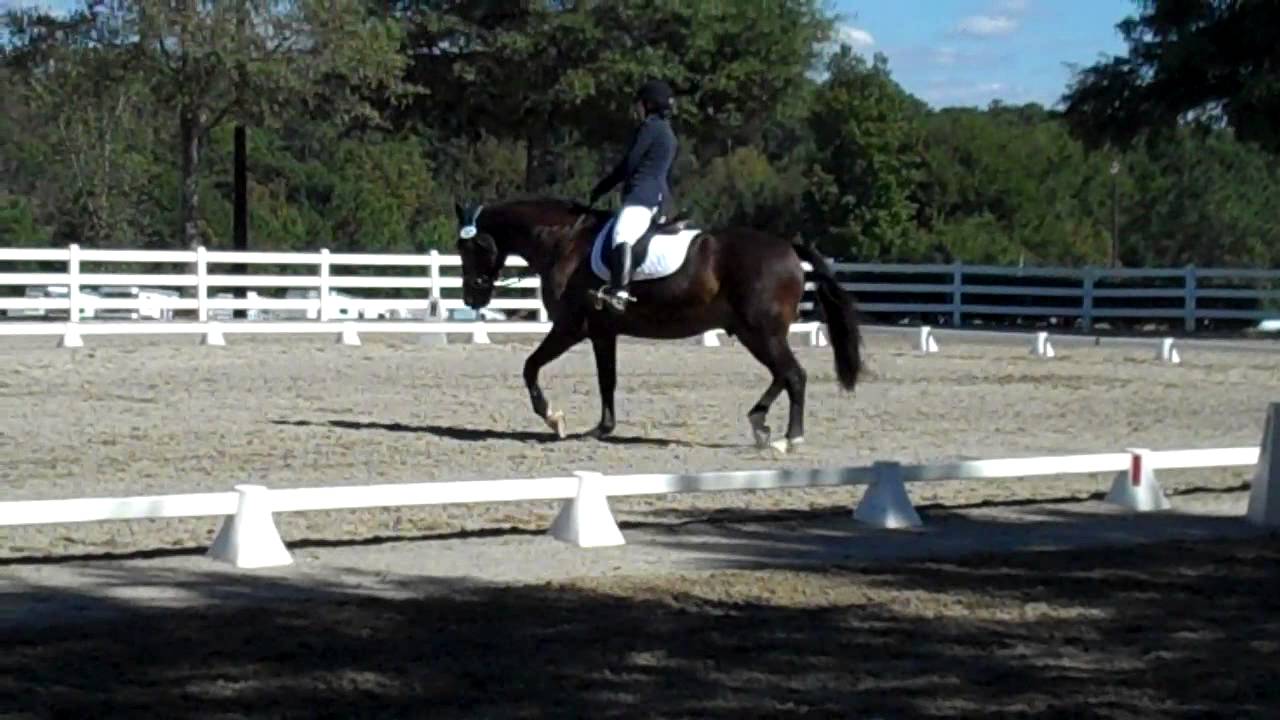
[
  {"xmin": 2, "ymin": 329, "xmax": 1279, "ymax": 717},
  {"xmin": 2, "ymin": 329, "xmax": 1277, "ymax": 558}
]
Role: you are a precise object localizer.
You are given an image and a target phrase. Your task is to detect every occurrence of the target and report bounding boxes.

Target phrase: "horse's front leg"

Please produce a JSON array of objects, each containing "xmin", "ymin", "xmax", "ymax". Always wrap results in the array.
[
  {"xmin": 524, "ymin": 321, "xmax": 586, "ymax": 439},
  {"xmin": 589, "ymin": 330, "xmax": 618, "ymax": 438}
]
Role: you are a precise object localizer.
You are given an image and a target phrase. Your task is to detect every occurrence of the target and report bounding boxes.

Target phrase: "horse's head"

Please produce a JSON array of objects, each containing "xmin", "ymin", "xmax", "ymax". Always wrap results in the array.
[
  {"xmin": 453, "ymin": 197, "xmax": 608, "ymax": 308},
  {"xmin": 453, "ymin": 201, "xmax": 507, "ymax": 309}
]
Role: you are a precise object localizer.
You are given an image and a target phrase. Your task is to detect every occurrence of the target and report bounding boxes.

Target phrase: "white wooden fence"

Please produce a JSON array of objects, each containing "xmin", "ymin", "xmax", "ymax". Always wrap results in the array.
[{"xmin": 2, "ymin": 245, "xmax": 1278, "ymax": 338}]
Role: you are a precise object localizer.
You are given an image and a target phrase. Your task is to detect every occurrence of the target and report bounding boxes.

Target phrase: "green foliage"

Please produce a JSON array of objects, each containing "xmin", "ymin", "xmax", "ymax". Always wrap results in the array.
[
  {"xmin": 1062, "ymin": 0, "xmax": 1280, "ymax": 155},
  {"xmin": 804, "ymin": 49, "xmax": 926, "ymax": 261},
  {"xmin": 0, "ymin": 0, "xmax": 1277, "ymax": 271},
  {"xmin": 0, "ymin": 195, "xmax": 50, "ymax": 247}
]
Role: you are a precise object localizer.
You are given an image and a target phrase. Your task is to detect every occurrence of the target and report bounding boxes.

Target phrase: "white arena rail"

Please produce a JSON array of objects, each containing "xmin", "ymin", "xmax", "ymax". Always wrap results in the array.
[
  {"xmin": 3, "ymin": 399, "xmax": 1276, "ymax": 569},
  {"xmin": 3, "ymin": 245, "xmax": 1278, "ymax": 344}
]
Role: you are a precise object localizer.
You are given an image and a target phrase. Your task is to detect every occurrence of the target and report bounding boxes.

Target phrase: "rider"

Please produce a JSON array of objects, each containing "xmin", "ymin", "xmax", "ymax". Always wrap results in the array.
[{"xmin": 589, "ymin": 79, "xmax": 678, "ymax": 312}]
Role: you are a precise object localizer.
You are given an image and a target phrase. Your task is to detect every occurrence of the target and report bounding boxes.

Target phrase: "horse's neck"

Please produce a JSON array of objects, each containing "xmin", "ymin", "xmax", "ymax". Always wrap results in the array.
[{"xmin": 506, "ymin": 212, "xmax": 599, "ymax": 299}]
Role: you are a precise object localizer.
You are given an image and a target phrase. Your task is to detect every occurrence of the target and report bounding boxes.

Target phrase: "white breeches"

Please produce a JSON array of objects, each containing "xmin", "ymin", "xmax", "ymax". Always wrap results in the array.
[{"xmin": 610, "ymin": 205, "xmax": 657, "ymax": 248}]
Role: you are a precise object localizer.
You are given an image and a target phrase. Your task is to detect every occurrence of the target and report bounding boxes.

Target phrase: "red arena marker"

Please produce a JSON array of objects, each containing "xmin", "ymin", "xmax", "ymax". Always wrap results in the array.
[{"xmin": 1131, "ymin": 452, "xmax": 1142, "ymax": 487}]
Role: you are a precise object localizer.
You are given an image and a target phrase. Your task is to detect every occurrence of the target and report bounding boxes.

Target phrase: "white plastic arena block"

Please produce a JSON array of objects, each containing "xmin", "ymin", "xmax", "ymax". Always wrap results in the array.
[
  {"xmin": 202, "ymin": 324, "xmax": 227, "ymax": 347},
  {"xmin": 1105, "ymin": 448, "xmax": 1172, "ymax": 512},
  {"xmin": 549, "ymin": 471, "xmax": 625, "ymax": 548},
  {"xmin": 853, "ymin": 461, "xmax": 923, "ymax": 529},
  {"xmin": 58, "ymin": 327, "xmax": 83, "ymax": 349},
  {"xmin": 207, "ymin": 484, "xmax": 294, "ymax": 569},
  {"xmin": 1247, "ymin": 403, "xmax": 1280, "ymax": 527},
  {"xmin": 338, "ymin": 322, "xmax": 361, "ymax": 347},
  {"xmin": 918, "ymin": 325, "xmax": 939, "ymax": 354},
  {"xmin": 809, "ymin": 325, "xmax": 828, "ymax": 347},
  {"xmin": 470, "ymin": 324, "xmax": 492, "ymax": 345},
  {"xmin": 1030, "ymin": 331, "xmax": 1055, "ymax": 358},
  {"xmin": 701, "ymin": 330, "xmax": 721, "ymax": 347},
  {"xmin": 1156, "ymin": 337, "xmax": 1181, "ymax": 364},
  {"xmin": 420, "ymin": 331, "xmax": 448, "ymax": 347}
]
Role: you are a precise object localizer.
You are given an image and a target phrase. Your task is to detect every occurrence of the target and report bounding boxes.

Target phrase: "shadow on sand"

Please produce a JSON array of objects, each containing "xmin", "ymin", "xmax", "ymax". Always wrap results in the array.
[
  {"xmin": 271, "ymin": 417, "xmax": 740, "ymax": 449},
  {"xmin": 3, "ymin": 530, "xmax": 1278, "ymax": 718}
]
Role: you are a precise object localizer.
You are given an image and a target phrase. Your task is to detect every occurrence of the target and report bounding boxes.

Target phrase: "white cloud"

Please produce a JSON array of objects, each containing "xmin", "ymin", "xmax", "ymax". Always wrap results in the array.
[
  {"xmin": 932, "ymin": 47, "xmax": 959, "ymax": 66},
  {"xmin": 834, "ymin": 23, "xmax": 876, "ymax": 50},
  {"xmin": 954, "ymin": 14, "xmax": 1019, "ymax": 37}
]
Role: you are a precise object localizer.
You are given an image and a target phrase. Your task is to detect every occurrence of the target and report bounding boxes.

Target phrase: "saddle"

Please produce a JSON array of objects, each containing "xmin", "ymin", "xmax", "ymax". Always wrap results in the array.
[{"xmin": 598, "ymin": 210, "xmax": 695, "ymax": 275}]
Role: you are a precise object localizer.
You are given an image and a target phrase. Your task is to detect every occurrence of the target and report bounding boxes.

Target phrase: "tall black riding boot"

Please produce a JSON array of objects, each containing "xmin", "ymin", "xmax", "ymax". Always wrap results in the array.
[{"xmin": 606, "ymin": 242, "xmax": 634, "ymax": 313}]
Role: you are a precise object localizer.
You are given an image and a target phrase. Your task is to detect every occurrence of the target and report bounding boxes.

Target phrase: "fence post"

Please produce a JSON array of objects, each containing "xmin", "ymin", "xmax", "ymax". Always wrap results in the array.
[
  {"xmin": 1081, "ymin": 267, "xmax": 1095, "ymax": 332},
  {"xmin": 428, "ymin": 249, "xmax": 441, "ymax": 318},
  {"xmin": 67, "ymin": 243, "xmax": 81, "ymax": 323},
  {"xmin": 1184, "ymin": 265, "xmax": 1197, "ymax": 333},
  {"xmin": 318, "ymin": 249, "xmax": 331, "ymax": 322},
  {"xmin": 196, "ymin": 245, "xmax": 209, "ymax": 323},
  {"xmin": 950, "ymin": 263, "xmax": 963, "ymax": 327},
  {"xmin": 535, "ymin": 276, "xmax": 548, "ymax": 323}
]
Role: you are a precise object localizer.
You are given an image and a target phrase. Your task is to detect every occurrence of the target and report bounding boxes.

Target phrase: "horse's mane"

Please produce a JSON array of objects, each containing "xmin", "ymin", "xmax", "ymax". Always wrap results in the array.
[{"xmin": 497, "ymin": 196, "xmax": 611, "ymax": 225}]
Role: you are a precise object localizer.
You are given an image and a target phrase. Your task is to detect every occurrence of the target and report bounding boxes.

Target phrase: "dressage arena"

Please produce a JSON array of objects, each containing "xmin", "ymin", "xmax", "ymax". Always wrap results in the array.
[{"xmin": 3, "ymin": 329, "xmax": 1279, "ymax": 717}]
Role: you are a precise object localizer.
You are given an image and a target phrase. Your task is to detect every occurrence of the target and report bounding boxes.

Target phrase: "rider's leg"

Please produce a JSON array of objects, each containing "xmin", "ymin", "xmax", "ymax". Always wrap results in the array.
[{"xmin": 606, "ymin": 205, "xmax": 654, "ymax": 307}]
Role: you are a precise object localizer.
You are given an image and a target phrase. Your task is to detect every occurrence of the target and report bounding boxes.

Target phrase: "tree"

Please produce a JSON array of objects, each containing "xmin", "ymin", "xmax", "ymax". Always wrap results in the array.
[
  {"xmin": 391, "ymin": 0, "xmax": 833, "ymax": 195},
  {"xmin": 804, "ymin": 48, "xmax": 925, "ymax": 261},
  {"xmin": 136, "ymin": 0, "xmax": 412, "ymax": 248},
  {"xmin": 2, "ymin": 5, "xmax": 163, "ymax": 247},
  {"xmin": 1061, "ymin": 0, "xmax": 1280, "ymax": 154}
]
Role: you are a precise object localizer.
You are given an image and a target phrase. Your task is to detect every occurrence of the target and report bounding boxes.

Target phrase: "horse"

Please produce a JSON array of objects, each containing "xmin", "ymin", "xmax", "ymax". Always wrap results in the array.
[{"xmin": 451, "ymin": 197, "xmax": 863, "ymax": 454}]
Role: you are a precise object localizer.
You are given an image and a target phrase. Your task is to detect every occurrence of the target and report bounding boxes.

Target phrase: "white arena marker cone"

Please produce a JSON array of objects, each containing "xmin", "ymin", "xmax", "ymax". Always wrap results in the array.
[
  {"xmin": 1105, "ymin": 448, "xmax": 1172, "ymax": 512},
  {"xmin": 808, "ymin": 325, "xmax": 828, "ymax": 347},
  {"xmin": 918, "ymin": 325, "xmax": 939, "ymax": 354},
  {"xmin": 1030, "ymin": 331, "xmax": 1055, "ymax": 358},
  {"xmin": 58, "ymin": 326, "xmax": 83, "ymax": 349},
  {"xmin": 853, "ymin": 461, "xmax": 922, "ymax": 530},
  {"xmin": 549, "ymin": 471, "xmax": 625, "ymax": 548},
  {"xmin": 1247, "ymin": 403, "xmax": 1280, "ymax": 527},
  {"xmin": 1156, "ymin": 337, "xmax": 1181, "ymax": 364},
  {"xmin": 470, "ymin": 323, "xmax": 492, "ymax": 345},
  {"xmin": 701, "ymin": 330, "xmax": 721, "ymax": 347},
  {"xmin": 207, "ymin": 484, "xmax": 293, "ymax": 569},
  {"xmin": 202, "ymin": 323, "xmax": 227, "ymax": 347},
  {"xmin": 338, "ymin": 322, "xmax": 361, "ymax": 347}
]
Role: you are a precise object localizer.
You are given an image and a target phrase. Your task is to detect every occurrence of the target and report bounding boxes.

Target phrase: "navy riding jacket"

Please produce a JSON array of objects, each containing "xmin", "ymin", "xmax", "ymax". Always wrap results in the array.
[{"xmin": 591, "ymin": 114, "xmax": 677, "ymax": 213}]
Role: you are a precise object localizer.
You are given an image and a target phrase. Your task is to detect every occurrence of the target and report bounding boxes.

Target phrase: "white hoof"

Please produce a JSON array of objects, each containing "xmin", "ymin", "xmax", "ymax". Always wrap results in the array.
[
  {"xmin": 769, "ymin": 436, "xmax": 804, "ymax": 455},
  {"xmin": 544, "ymin": 409, "xmax": 566, "ymax": 439}
]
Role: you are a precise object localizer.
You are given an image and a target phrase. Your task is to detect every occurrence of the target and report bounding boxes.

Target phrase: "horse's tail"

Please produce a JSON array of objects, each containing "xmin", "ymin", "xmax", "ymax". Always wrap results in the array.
[{"xmin": 791, "ymin": 240, "xmax": 863, "ymax": 391}]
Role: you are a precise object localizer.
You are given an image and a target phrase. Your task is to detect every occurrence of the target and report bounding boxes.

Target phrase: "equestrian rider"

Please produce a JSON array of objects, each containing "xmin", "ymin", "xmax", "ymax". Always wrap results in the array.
[{"xmin": 589, "ymin": 79, "xmax": 678, "ymax": 312}]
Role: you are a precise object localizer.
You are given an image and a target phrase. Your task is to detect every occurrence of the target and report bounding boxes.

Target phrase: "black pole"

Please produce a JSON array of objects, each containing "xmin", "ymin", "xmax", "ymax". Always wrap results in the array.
[
  {"xmin": 233, "ymin": 125, "xmax": 247, "ymax": 319},
  {"xmin": 232, "ymin": 3, "xmax": 248, "ymax": 319}
]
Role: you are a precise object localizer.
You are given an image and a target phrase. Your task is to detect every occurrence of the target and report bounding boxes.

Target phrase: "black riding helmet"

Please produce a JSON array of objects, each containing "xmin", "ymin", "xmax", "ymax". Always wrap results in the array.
[{"xmin": 635, "ymin": 79, "xmax": 674, "ymax": 115}]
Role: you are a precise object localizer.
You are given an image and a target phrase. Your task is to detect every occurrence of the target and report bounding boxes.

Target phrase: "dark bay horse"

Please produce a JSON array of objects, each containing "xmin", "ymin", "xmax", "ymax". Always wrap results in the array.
[{"xmin": 452, "ymin": 197, "xmax": 863, "ymax": 454}]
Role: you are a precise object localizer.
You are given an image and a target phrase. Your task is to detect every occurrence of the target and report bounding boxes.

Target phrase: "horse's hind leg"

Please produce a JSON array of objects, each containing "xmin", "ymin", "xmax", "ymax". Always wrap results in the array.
[
  {"xmin": 736, "ymin": 329, "xmax": 804, "ymax": 452},
  {"xmin": 747, "ymin": 377, "xmax": 784, "ymax": 449}
]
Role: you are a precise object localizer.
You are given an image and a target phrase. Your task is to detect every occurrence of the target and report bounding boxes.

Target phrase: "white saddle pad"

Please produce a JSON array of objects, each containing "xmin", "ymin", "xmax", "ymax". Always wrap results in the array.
[{"xmin": 589, "ymin": 217, "xmax": 701, "ymax": 283}]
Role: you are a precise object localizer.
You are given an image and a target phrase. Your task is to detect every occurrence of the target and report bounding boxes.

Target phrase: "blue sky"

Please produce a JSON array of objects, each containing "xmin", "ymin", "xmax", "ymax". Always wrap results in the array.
[{"xmin": 832, "ymin": 0, "xmax": 1135, "ymax": 108}]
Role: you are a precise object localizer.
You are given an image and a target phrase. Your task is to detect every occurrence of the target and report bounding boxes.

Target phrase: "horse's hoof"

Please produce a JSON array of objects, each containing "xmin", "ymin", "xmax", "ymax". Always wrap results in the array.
[
  {"xmin": 750, "ymin": 422, "xmax": 771, "ymax": 450},
  {"xmin": 588, "ymin": 424, "xmax": 614, "ymax": 440},
  {"xmin": 544, "ymin": 409, "xmax": 566, "ymax": 439},
  {"xmin": 769, "ymin": 436, "xmax": 804, "ymax": 456}
]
